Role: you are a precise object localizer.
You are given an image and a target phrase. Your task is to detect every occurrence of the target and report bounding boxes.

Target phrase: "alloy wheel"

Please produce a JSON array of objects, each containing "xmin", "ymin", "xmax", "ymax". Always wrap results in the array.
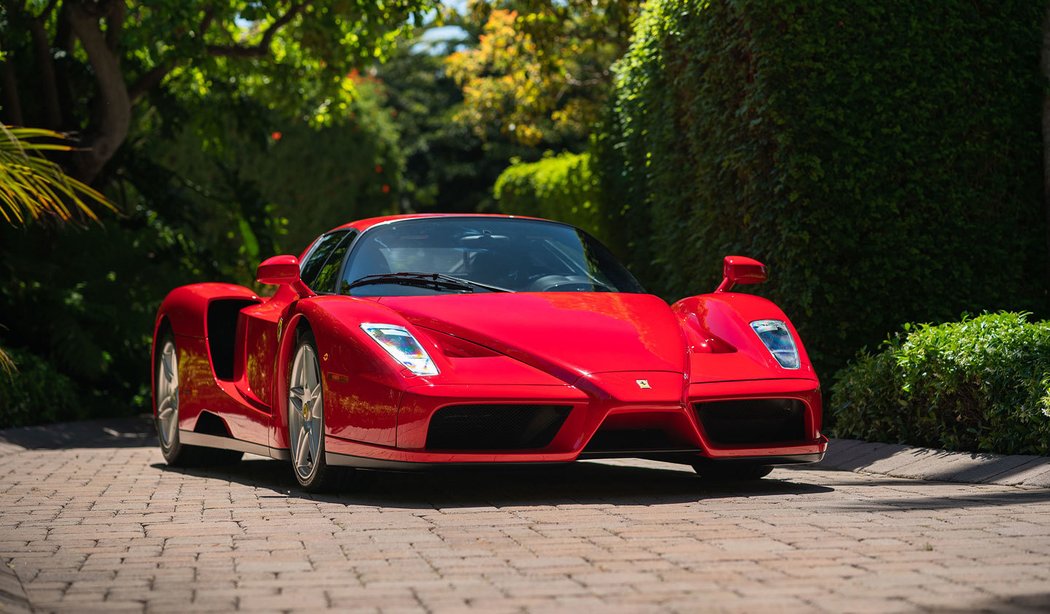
[
  {"xmin": 288, "ymin": 343, "xmax": 324, "ymax": 481},
  {"xmin": 156, "ymin": 340, "xmax": 179, "ymax": 449}
]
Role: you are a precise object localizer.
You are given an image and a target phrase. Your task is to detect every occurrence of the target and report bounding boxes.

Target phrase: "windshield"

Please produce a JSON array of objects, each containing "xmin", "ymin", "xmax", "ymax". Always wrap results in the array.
[{"xmin": 339, "ymin": 217, "xmax": 645, "ymax": 296}]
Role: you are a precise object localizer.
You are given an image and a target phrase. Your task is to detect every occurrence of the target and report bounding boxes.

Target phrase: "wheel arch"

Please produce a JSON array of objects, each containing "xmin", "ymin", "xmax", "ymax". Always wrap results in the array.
[
  {"xmin": 270, "ymin": 311, "xmax": 313, "ymax": 449},
  {"xmin": 269, "ymin": 297, "xmax": 413, "ymax": 451}
]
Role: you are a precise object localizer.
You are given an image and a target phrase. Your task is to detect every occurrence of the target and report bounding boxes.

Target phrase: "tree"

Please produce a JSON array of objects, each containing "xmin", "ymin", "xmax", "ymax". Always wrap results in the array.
[
  {"xmin": 376, "ymin": 26, "xmax": 536, "ymax": 213},
  {"xmin": 0, "ymin": 123, "xmax": 115, "ymax": 381},
  {"xmin": 0, "ymin": 1, "xmax": 435, "ymax": 423},
  {"xmin": 0, "ymin": 124, "xmax": 112, "ymax": 224},
  {"xmin": 0, "ymin": 0, "xmax": 434, "ymax": 183},
  {"xmin": 445, "ymin": 0, "xmax": 638, "ymax": 148}
]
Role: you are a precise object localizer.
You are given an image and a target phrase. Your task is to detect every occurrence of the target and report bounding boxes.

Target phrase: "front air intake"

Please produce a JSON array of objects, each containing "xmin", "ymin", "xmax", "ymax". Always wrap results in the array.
[
  {"xmin": 695, "ymin": 399, "xmax": 807, "ymax": 445},
  {"xmin": 425, "ymin": 404, "xmax": 572, "ymax": 451}
]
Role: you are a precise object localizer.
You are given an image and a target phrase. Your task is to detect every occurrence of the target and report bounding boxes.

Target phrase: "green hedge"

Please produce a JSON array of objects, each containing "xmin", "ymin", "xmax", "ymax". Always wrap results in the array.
[
  {"xmin": 831, "ymin": 313, "xmax": 1050, "ymax": 455},
  {"xmin": 493, "ymin": 152, "xmax": 611, "ymax": 245},
  {"xmin": 598, "ymin": 0, "xmax": 1048, "ymax": 374},
  {"xmin": 0, "ymin": 348, "xmax": 82, "ymax": 429}
]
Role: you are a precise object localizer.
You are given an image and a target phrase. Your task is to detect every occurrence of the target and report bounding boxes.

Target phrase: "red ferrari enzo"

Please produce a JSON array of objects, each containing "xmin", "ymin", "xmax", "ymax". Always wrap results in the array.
[{"xmin": 152, "ymin": 214, "xmax": 827, "ymax": 491}]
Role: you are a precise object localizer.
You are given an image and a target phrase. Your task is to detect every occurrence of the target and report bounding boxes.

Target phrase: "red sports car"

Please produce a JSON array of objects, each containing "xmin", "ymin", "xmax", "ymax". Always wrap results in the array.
[{"xmin": 152, "ymin": 214, "xmax": 827, "ymax": 491}]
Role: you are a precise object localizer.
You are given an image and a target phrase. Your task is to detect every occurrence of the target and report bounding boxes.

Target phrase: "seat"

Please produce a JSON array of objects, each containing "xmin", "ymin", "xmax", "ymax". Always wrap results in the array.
[
  {"xmin": 344, "ymin": 245, "xmax": 392, "ymax": 282},
  {"xmin": 470, "ymin": 249, "xmax": 516, "ymax": 287}
]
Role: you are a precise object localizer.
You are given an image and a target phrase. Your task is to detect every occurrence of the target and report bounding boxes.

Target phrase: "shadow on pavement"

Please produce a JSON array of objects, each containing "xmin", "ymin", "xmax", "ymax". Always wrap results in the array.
[
  {"xmin": 937, "ymin": 593, "xmax": 1050, "ymax": 613},
  {"xmin": 153, "ymin": 458, "xmax": 835, "ymax": 508},
  {"xmin": 0, "ymin": 416, "xmax": 156, "ymax": 450},
  {"xmin": 821, "ymin": 487, "xmax": 1050, "ymax": 512}
]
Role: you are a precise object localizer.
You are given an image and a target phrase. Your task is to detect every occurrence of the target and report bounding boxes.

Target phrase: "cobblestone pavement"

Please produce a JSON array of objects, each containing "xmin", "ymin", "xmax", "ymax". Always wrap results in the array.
[{"xmin": 1, "ymin": 424, "xmax": 1049, "ymax": 613}]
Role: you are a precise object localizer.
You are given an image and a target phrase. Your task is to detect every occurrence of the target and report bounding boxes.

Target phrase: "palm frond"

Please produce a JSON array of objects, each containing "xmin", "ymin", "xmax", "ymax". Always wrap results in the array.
[
  {"xmin": 0, "ymin": 347, "xmax": 14, "ymax": 378},
  {"xmin": 0, "ymin": 124, "xmax": 117, "ymax": 226}
]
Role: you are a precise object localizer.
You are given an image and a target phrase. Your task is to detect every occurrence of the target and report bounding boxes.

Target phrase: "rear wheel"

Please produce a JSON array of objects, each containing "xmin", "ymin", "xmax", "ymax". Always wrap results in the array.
[
  {"xmin": 692, "ymin": 463, "xmax": 773, "ymax": 481},
  {"xmin": 288, "ymin": 330, "xmax": 341, "ymax": 492},
  {"xmin": 154, "ymin": 331, "xmax": 242, "ymax": 466}
]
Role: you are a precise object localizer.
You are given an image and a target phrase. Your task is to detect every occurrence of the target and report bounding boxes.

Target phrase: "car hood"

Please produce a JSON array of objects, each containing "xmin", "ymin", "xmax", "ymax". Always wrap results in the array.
[{"xmin": 378, "ymin": 293, "xmax": 687, "ymax": 384}]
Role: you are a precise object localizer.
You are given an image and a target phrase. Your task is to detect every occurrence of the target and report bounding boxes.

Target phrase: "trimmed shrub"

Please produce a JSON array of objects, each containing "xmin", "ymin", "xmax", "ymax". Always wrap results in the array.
[
  {"xmin": 493, "ymin": 152, "xmax": 611, "ymax": 245},
  {"xmin": 598, "ymin": 0, "xmax": 1048, "ymax": 375},
  {"xmin": 831, "ymin": 313, "xmax": 1050, "ymax": 455},
  {"xmin": 0, "ymin": 348, "xmax": 82, "ymax": 429}
]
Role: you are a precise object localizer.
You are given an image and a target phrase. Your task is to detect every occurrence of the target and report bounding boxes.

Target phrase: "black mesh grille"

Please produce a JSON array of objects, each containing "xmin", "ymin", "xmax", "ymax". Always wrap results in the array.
[
  {"xmin": 584, "ymin": 429, "xmax": 689, "ymax": 453},
  {"xmin": 695, "ymin": 399, "xmax": 807, "ymax": 445},
  {"xmin": 425, "ymin": 405, "xmax": 572, "ymax": 451}
]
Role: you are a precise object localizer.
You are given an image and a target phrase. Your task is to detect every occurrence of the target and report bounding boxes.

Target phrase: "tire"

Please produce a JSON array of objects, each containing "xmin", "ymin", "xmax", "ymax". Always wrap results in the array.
[
  {"xmin": 692, "ymin": 463, "xmax": 773, "ymax": 481},
  {"xmin": 287, "ymin": 329, "xmax": 342, "ymax": 492},
  {"xmin": 154, "ymin": 330, "xmax": 243, "ymax": 466}
]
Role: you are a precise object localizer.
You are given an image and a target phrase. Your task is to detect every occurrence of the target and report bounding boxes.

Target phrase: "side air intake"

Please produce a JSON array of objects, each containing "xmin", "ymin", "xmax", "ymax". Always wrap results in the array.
[
  {"xmin": 694, "ymin": 399, "xmax": 807, "ymax": 445},
  {"xmin": 425, "ymin": 404, "xmax": 571, "ymax": 451}
]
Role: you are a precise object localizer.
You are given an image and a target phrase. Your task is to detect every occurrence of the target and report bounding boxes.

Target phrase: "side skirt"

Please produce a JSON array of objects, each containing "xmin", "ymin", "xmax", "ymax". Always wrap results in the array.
[
  {"xmin": 179, "ymin": 430, "xmax": 290, "ymax": 461},
  {"xmin": 325, "ymin": 451, "xmax": 568, "ymax": 471}
]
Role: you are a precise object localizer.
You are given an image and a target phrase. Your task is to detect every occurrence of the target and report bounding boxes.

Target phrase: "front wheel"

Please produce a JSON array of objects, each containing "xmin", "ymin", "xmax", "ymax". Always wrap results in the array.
[
  {"xmin": 692, "ymin": 463, "xmax": 773, "ymax": 481},
  {"xmin": 287, "ymin": 330, "xmax": 341, "ymax": 492}
]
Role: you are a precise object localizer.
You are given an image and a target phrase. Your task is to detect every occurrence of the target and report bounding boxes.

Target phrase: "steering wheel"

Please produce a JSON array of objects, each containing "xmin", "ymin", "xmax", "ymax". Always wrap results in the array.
[{"xmin": 527, "ymin": 275, "xmax": 614, "ymax": 292}]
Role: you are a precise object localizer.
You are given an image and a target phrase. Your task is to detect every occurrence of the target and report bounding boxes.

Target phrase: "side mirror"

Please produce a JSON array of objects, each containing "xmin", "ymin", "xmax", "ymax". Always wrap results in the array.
[
  {"xmin": 715, "ymin": 255, "xmax": 767, "ymax": 293},
  {"xmin": 256, "ymin": 255, "xmax": 313, "ymax": 296}
]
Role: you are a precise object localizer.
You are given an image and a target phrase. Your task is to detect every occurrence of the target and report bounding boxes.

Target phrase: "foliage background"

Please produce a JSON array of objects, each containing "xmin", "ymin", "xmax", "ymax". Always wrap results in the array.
[
  {"xmin": 831, "ymin": 313, "xmax": 1050, "ymax": 455},
  {"xmin": 2, "ymin": 0, "xmax": 1049, "ymax": 444},
  {"xmin": 590, "ymin": 0, "xmax": 1048, "ymax": 375},
  {"xmin": 493, "ymin": 152, "xmax": 611, "ymax": 246}
]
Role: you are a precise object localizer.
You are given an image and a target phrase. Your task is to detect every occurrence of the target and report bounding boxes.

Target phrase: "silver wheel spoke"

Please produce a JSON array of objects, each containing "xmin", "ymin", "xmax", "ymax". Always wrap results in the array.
[
  {"xmin": 308, "ymin": 424, "xmax": 321, "ymax": 461},
  {"xmin": 165, "ymin": 408, "xmax": 178, "ymax": 445},
  {"xmin": 156, "ymin": 341, "xmax": 179, "ymax": 449},
  {"xmin": 294, "ymin": 427, "xmax": 310, "ymax": 470},
  {"xmin": 157, "ymin": 398, "xmax": 174, "ymax": 420},
  {"xmin": 289, "ymin": 390, "xmax": 304, "ymax": 413},
  {"xmin": 162, "ymin": 352, "xmax": 174, "ymax": 382},
  {"xmin": 288, "ymin": 341, "xmax": 324, "ymax": 482},
  {"xmin": 308, "ymin": 384, "xmax": 322, "ymax": 417}
]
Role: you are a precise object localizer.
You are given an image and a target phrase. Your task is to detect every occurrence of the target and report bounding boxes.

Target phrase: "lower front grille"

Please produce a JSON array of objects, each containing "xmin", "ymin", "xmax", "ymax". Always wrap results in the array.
[
  {"xmin": 425, "ymin": 404, "xmax": 572, "ymax": 451},
  {"xmin": 695, "ymin": 399, "xmax": 807, "ymax": 445},
  {"xmin": 583, "ymin": 429, "xmax": 693, "ymax": 453}
]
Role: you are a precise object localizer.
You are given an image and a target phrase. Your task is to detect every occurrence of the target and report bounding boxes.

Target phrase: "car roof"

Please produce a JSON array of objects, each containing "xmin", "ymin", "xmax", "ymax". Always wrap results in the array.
[{"xmin": 327, "ymin": 213, "xmax": 547, "ymax": 235}]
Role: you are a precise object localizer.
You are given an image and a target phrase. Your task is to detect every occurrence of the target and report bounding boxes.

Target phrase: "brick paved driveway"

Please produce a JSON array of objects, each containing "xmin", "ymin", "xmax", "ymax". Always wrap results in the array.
[{"xmin": 1, "ymin": 421, "xmax": 1049, "ymax": 613}]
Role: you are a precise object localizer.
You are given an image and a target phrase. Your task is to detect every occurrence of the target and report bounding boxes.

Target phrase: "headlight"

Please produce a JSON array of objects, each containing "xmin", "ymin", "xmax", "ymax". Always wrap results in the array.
[
  {"xmin": 750, "ymin": 320, "xmax": 800, "ymax": 369},
  {"xmin": 360, "ymin": 324, "xmax": 439, "ymax": 376}
]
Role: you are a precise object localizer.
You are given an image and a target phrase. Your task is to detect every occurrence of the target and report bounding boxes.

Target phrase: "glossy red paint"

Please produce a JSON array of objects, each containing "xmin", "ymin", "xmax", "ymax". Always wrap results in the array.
[
  {"xmin": 715, "ymin": 255, "xmax": 768, "ymax": 293},
  {"xmin": 256, "ymin": 255, "xmax": 313, "ymax": 297},
  {"xmin": 152, "ymin": 214, "xmax": 827, "ymax": 477}
]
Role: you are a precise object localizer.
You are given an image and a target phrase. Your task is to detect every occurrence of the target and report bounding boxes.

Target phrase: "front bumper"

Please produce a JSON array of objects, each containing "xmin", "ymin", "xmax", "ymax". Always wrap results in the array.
[{"xmin": 323, "ymin": 376, "xmax": 826, "ymax": 467}]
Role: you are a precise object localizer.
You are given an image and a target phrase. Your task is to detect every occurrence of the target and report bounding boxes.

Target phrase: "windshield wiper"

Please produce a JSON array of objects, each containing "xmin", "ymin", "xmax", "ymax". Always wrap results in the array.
[{"xmin": 344, "ymin": 272, "xmax": 513, "ymax": 294}]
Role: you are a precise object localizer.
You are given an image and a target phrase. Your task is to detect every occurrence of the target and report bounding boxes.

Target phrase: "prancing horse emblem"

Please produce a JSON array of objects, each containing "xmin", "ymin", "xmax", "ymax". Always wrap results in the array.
[{"xmin": 636, "ymin": 379, "xmax": 651, "ymax": 389}]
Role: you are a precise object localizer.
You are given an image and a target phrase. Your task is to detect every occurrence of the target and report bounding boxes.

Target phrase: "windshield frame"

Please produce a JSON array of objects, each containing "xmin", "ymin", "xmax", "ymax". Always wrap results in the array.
[{"xmin": 334, "ymin": 216, "xmax": 645, "ymax": 297}]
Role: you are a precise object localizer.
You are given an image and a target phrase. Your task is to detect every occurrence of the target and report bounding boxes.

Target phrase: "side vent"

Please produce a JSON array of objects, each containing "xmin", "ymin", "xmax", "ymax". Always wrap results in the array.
[
  {"xmin": 206, "ymin": 299, "xmax": 257, "ymax": 380},
  {"xmin": 193, "ymin": 411, "xmax": 232, "ymax": 437}
]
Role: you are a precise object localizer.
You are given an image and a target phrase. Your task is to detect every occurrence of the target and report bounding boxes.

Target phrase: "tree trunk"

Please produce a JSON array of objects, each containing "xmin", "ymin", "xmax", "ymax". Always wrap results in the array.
[
  {"xmin": 67, "ymin": 2, "xmax": 131, "ymax": 184},
  {"xmin": 29, "ymin": 19, "xmax": 63, "ymax": 129},
  {"xmin": 0, "ymin": 58, "xmax": 23, "ymax": 126}
]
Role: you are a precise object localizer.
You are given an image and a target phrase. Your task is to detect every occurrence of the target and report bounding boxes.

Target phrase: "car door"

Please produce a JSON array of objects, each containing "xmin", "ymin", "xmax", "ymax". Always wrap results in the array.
[{"xmin": 239, "ymin": 231, "xmax": 358, "ymax": 410}]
